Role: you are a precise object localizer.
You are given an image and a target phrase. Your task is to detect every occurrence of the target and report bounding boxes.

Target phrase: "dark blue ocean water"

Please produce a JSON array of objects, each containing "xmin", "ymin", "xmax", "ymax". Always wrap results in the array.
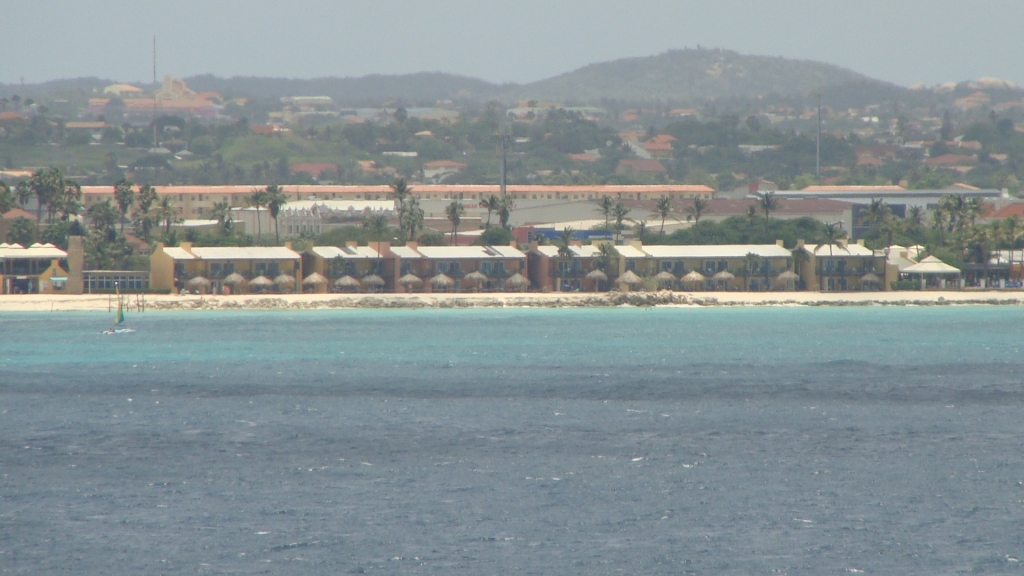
[{"xmin": 2, "ymin": 307, "xmax": 1024, "ymax": 575}]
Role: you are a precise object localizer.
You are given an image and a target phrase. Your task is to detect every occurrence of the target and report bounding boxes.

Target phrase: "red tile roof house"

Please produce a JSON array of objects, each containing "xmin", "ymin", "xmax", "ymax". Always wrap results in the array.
[
  {"xmin": 615, "ymin": 159, "xmax": 667, "ymax": 175},
  {"xmin": 644, "ymin": 134, "xmax": 677, "ymax": 159},
  {"xmin": 925, "ymin": 154, "xmax": 976, "ymax": 167},
  {"xmin": 423, "ymin": 160, "xmax": 467, "ymax": 182},
  {"xmin": 289, "ymin": 163, "xmax": 338, "ymax": 179}
]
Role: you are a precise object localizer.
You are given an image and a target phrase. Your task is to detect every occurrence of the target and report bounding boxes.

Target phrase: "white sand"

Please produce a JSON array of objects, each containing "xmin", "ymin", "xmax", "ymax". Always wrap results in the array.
[{"xmin": 1, "ymin": 290, "xmax": 1023, "ymax": 313}]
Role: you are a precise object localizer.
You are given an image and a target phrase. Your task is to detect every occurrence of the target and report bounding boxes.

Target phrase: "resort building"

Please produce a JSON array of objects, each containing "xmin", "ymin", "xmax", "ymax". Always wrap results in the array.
[
  {"xmin": 797, "ymin": 239, "xmax": 896, "ymax": 291},
  {"xmin": 529, "ymin": 244, "xmax": 608, "ymax": 292},
  {"xmin": 635, "ymin": 243, "xmax": 795, "ymax": 291},
  {"xmin": 150, "ymin": 242, "xmax": 302, "ymax": 294},
  {"xmin": 387, "ymin": 242, "xmax": 528, "ymax": 293},
  {"xmin": 0, "ymin": 242, "xmax": 70, "ymax": 294},
  {"xmin": 303, "ymin": 243, "xmax": 387, "ymax": 293}
]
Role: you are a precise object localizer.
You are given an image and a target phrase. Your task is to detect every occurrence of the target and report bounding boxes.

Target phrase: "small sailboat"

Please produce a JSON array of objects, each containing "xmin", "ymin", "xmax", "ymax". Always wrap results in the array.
[{"xmin": 102, "ymin": 287, "xmax": 135, "ymax": 335}]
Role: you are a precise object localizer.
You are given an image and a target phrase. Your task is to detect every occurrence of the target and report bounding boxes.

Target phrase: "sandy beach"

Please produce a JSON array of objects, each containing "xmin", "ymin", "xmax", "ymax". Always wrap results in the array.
[{"xmin": 2, "ymin": 290, "xmax": 1024, "ymax": 312}]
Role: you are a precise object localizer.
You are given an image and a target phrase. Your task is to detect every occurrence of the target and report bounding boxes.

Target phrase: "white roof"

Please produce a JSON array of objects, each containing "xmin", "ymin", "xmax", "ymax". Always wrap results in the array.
[
  {"xmin": 804, "ymin": 243, "xmax": 874, "ymax": 257},
  {"xmin": 613, "ymin": 245, "xmax": 648, "ymax": 258},
  {"xmin": 0, "ymin": 243, "xmax": 67, "ymax": 259},
  {"xmin": 179, "ymin": 219, "xmax": 220, "ymax": 227},
  {"xmin": 641, "ymin": 244, "xmax": 792, "ymax": 259},
  {"xmin": 534, "ymin": 245, "xmax": 603, "ymax": 258},
  {"xmin": 162, "ymin": 247, "xmax": 196, "ymax": 260},
  {"xmin": 312, "ymin": 245, "xmax": 380, "ymax": 259},
  {"xmin": 903, "ymin": 256, "xmax": 960, "ymax": 274},
  {"xmin": 390, "ymin": 246, "xmax": 423, "ymax": 259},
  {"xmin": 531, "ymin": 219, "xmax": 607, "ymax": 230},
  {"xmin": 189, "ymin": 247, "xmax": 300, "ymax": 260},
  {"xmin": 282, "ymin": 200, "xmax": 395, "ymax": 214},
  {"xmin": 416, "ymin": 245, "xmax": 525, "ymax": 259}
]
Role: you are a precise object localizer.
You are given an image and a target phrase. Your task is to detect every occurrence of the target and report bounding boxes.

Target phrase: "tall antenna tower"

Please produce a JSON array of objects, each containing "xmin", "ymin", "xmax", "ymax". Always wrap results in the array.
[
  {"xmin": 815, "ymin": 93, "xmax": 821, "ymax": 180},
  {"xmin": 498, "ymin": 121, "xmax": 511, "ymax": 197},
  {"xmin": 152, "ymin": 36, "xmax": 158, "ymax": 149}
]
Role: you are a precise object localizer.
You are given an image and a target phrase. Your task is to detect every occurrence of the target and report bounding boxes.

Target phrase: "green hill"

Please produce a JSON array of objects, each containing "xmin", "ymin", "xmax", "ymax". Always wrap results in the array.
[{"xmin": 510, "ymin": 48, "xmax": 914, "ymax": 105}]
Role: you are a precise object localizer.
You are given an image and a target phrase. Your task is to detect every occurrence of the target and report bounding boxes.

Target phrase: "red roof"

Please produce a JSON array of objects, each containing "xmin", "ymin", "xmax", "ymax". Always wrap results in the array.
[
  {"xmin": 925, "ymin": 154, "xmax": 975, "ymax": 166},
  {"xmin": 423, "ymin": 160, "xmax": 467, "ymax": 168},
  {"xmin": 0, "ymin": 112, "xmax": 26, "ymax": 121},
  {"xmin": 1, "ymin": 208, "xmax": 37, "ymax": 221},
  {"xmin": 989, "ymin": 204, "xmax": 1024, "ymax": 219},
  {"xmin": 616, "ymin": 159, "xmax": 667, "ymax": 174},
  {"xmin": 289, "ymin": 163, "xmax": 337, "ymax": 177},
  {"xmin": 568, "ymin": 153, "xmax": 597, "ymax": 163}
]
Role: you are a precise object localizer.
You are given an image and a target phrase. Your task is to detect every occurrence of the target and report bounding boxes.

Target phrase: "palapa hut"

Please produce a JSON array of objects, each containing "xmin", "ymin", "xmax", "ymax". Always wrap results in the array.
[
  {"xmin": 653, "ymin": 270, "xmax": 676, "ymax": 289},
  {"xmin": 186, "ymin": 275, "xmax": 211, "ymax": 294},
  {"xmin": 505, "ymin": 272, "xmax": 530, "ymax": 292},
  {"xmin": 616, "ymin": 269, "xmax": 643, "ymax": 291},
  {"xmin": 302, "ymin": 272, "xmax": 328, "ymax": 293},
  {"xmin": 333, "ymin": 275, "xmax": 360, "ymax": 292},
  {"xmin": 429, "ymin": 273, "xmax": 454, "ymax": 292},
  {"xmin": 361, "ymin": 274, "xmax": 385, "ymax": 292},
  {"xmin": 274, "ymin": 273, "xmax": 296, "ymax": 293},
  {"xmin": 249, "ymin": 275, "xmax": 274, "ymax": 293},
  {"xmin": 222, "ymin": 272, "xmax": 246, "ymax": 294},
  {"xmin": 398, "ymin": 273, "xmax": 423, "ymax": 292},
  {"xmin": 585, "ymin": 268, "xmax": 608, "ymax": 292},
  {"xmin": 681, "ymin": 270, "xmax": 706, "ymax": 290},
  {"xmin": 711, "ymin": 269, "xmax": 735, "ymax": 290},
  {"xmin": 776, "ymin": 270, "xmax": 799, "ymax": 291},
  {"xmin": 463, "ymin": 270, "xmax": 488, "ymax": 292}
]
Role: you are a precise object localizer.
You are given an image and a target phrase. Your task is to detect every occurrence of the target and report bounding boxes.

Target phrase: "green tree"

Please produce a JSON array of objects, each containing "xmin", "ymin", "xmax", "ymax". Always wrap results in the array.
[
  {"xmin": 758, "ymin": 191, "xmax": 780, "ymax": 242},
  {"xmin": 264, "ymin": 184, "xmax": 287, "ymax": 245},
  {"xmin": 363, "ymin": 212, "xmax": 390, "ymax": 240},
  {"xmin": 87, "ymin": 200, "xmax": 119, "ymax": 233},
  {"xmin": 57, "ymin": 180, "xmax": 82, "ymax": 222},
  {"xmin": 389, "ymin": 178, "xmax": 412, "ymax": 239},
  {"xmin": 612, "ymin": 202, "xmax": 630, "ymax": 241},
  {"xmin": 402, "ymin": 197, "xmax": 424, "ymax": 241},
  {"xmin": 155, "ymin": 196, "xmax": 178, "ymax": 235},
  {"xmin": 497, "ymin": 195, "xmax": 514, "ymax": 229},
  {"xmin": 653, "ymin": 196, "xmax": 672, "ymax": 234},
  {"xmin": 816, "ymin": 222, "xmax": 848, "ymax": 291},
  {"xmin": 6, "ymin": 216, "xmax": 34, "ymax": 245},
  {"xmin": 445, "ymin": 200, "xmax": 465, "ymax": 245},
  {"xmin": 247, "ymin": 187, "xmax": 268, "ymax": 243},
  {"xmin": 685, "ymin": 196, "xmax": 709, "ymax": 223},
  {"xmin": 481, "ymin": 194, "xmax": 500, "ymax": 229},
  {"xmin": 113, "ymin": 179, "xmax": 135, "ymax": 233},
  {"xmin": 0, "ymin": 181, "xmax": 14, "ymax": 214},
  {"xmin": 211, "ymin": 200, "xmax": 233, "ymax": 233},
  {"xmin": 558, "ymin": 227, "xmax": 576, "ymax": 259},
  {"xmin": 27, "ymin": 167, "xmax": 64, "ymax": 230},
  {"xmin": 135, "ymin": 184, "xmax": 159, "ymax": 239},
  {"xmin": 597, "ymin": 196, "xmax": 614, "ymax": 232}
]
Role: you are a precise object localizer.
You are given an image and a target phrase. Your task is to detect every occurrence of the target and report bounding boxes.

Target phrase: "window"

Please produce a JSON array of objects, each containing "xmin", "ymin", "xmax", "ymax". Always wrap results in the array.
[
  {"xmin": 481, "ymin": 261, "xmax": 493, "ymax": 274},
  {"xmin": 437, "ymin": 262, "xmax": 449, "ymax": 273}
]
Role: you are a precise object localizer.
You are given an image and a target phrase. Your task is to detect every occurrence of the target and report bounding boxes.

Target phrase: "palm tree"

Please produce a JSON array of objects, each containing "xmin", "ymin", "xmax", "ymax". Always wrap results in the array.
[
  {"xmin": 758, "ymin": 191, "xmax": 780, "ymax": 242},
  {"xmin": 1004, "ymin": 215, "xmax": 1022, "ymax": 282},
  {"xmin": 247, "ymin": 188, "xmax": 267, "ymax": 243},
  {"xmin": 685, "ymin": 196, "xmax": 709, "ymax": 223},
  {"xmin": 389, "ymin": 178, "xmax": 412, "ymax": 238},
  {"xmin": 815, "ymin": 222, "xmax": 848, "ymax": 291},
  {"xmin": 135, "ymin": 184, "xmax": 159, "ymax": 239},
  {"xmin": 28, "ymin": 167, "xmax": 63, "ymax": 231},
  {"xmin": 481, "ymin": 195, "xmax": 500, "ymax": 228},
  {"xmin": 905, "ymin": 205, "xmax": 924, "ymax": 234},
  {"xmin": 597, "ymin": 196, "xmax": 614, "ymax": 233},
  {"xmin": 653, "ymin": 197, "xmax": 672, "ymax": 234},
  {"xmin": 612, "ymin": 202, "xmax": 630, "ymax": 241},
  {"xmin": 0, "ymin": 181, "xmax": 14, "ymax": 214},
  {"xmin": 363, "ymin": 212, "xmax": 389, "ymax": 240},
  {"xmin": 742, "ymin": 252, "xmax": 761, "ymax": 291},
  {"xmin": 403, "ymin": 197, "xmax": 424, "ymax": 241},
  {"xmin": 155, "ymin": 196, "xmax": 178, "ymax": 235},
  {"xmin": 557, "ymin": 227, "xmax": 575, "ymax": 258},
  {"xmin": 87, "ymin": 199, "xmax": 119, "ymax": 233},
  {"xmin": 966, "ymin": 196, "xmax": 986, "ymax": 226},
  {"xmin": 211, "ymin": 200, "xmax": 233, "ymax": 233},
  {"xmin": 859, "ymin": 198, "xmax": 889, "ymax": 248},
  {"xmin": 631, "ymin": 219, "xmax": 647, "ymax": 241},
  {"xmin": 58, "ymin": 180, "xmax": 82, "ymax": 222},
  {"xmin": 14, "ymin": 180, "xmax": 31, "ymax": 208},
  {"xmin": 113, "ymin": 179, "xmax": 135, "ymax": 233},
  {"xmin": 497, "ymin": 194, "xmax": 513, "ymax": 229},
  {"xmin": 264, "ymin": 184, "xmax": 288, "ymax": 244},
  {"xmin": 445, "ymin": 200, "xmax": 465, "ymax": 245}
]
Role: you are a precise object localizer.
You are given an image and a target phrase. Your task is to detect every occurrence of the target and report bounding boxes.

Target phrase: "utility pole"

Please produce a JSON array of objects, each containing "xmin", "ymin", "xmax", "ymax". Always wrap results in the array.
[
  {"xmin": 815, "ymin": 93, "xmax": 821, "ymax": 180},
  {"xmin": 152, "ymin": 34, "xmax": 158, "ymax": 147},
  {"xmin": 498, "ymin": 121, "xmax": 511, "ymax": 197}
]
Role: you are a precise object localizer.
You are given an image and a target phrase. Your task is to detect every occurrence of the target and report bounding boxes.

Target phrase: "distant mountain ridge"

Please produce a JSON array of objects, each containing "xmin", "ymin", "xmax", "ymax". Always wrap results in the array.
[{"xmin": 2, "ymin": 49, "xmax": 1015, "ymax": 108}]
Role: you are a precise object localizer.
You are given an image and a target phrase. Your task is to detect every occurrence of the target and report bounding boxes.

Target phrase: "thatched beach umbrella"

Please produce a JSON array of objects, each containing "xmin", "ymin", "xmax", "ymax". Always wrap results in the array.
[
  {"xmin": 249, "ymin": 275, "xmax": 273, "ymax": 287},
  {"xmin": 654, "ymin": 270, "xmax": 676, "ymax": 285},
  {"xmin": 712, "ymin": 270, "xmax": 735, "ymax": 281},
  {"xmin": 681, "ymin": 270, "xmax": 705, "ymax": 283},
  {"xmin": 302, "ymin": 272, "xmax": 328, "ymax": 286},
  {"xmin": 586, "ymin": 269, "xmax": 608, "ymax": 281},
  {"xmin": 187, "ymin": 276, "xmax": 211, "ymax": 290},
  {"xmin": 860, "ymin": 272, "xmax": 881, "ymax": 283},
  {"xmin": 361, "ymin": 274, "xmax": 385, "ymax": 292},
  {"xmin": 274, "ymin": 273, "xmax": 296, "ymax": 286},
  {"xmin": 398, "ymin": 273, "xmax": 423, "ymax": 287},
  {"xmin": 334, "ymin": 275, "xmax": 359, "ymax": 290},
  {"xmin": 505, "ymin": 272, "xmax": 530, "ymax": 291},
  {"xmin": 430, "ymin": 273, "xmax": 454, "ymax": 290},
  {"xmin": 464, "ymin": 271, "xmax": 488, "ymax": 282},
  {"xmin": 617, "ymin": 270, "xmax": 643, "ymax": 285},
  {"xmin": 223, "ymin": 272, "xmax": 246, "ymax": 285},
  {"xmin": 776, "ymin": 270, "xmax": 799, "ymax": 281}
]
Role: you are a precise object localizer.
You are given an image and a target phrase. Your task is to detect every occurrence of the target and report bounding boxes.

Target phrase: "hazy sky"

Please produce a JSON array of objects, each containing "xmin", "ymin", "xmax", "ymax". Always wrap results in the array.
[{"xmin": 5, "ymin": 0, "xmax": 1024, "ymax": 87}]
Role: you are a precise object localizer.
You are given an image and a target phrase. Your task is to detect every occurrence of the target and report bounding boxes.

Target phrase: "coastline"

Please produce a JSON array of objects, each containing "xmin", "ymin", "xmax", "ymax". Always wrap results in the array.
[{"xmin": 2, "ymin": 290, "xmax": 1024, "ymax": 312}]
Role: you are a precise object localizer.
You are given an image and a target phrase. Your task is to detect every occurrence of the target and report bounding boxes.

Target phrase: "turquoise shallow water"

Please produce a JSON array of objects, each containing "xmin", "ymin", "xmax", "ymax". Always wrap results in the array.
[{"xmin": 2, "ymin": 307, "xmax": 1024, "ymax": 574}]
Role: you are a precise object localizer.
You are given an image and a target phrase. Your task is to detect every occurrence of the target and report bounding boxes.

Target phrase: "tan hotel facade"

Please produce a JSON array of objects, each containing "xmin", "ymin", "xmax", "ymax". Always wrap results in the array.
[{"xmin": 79, "ymin": 184, "xmax": 714, "ymax": 221}]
